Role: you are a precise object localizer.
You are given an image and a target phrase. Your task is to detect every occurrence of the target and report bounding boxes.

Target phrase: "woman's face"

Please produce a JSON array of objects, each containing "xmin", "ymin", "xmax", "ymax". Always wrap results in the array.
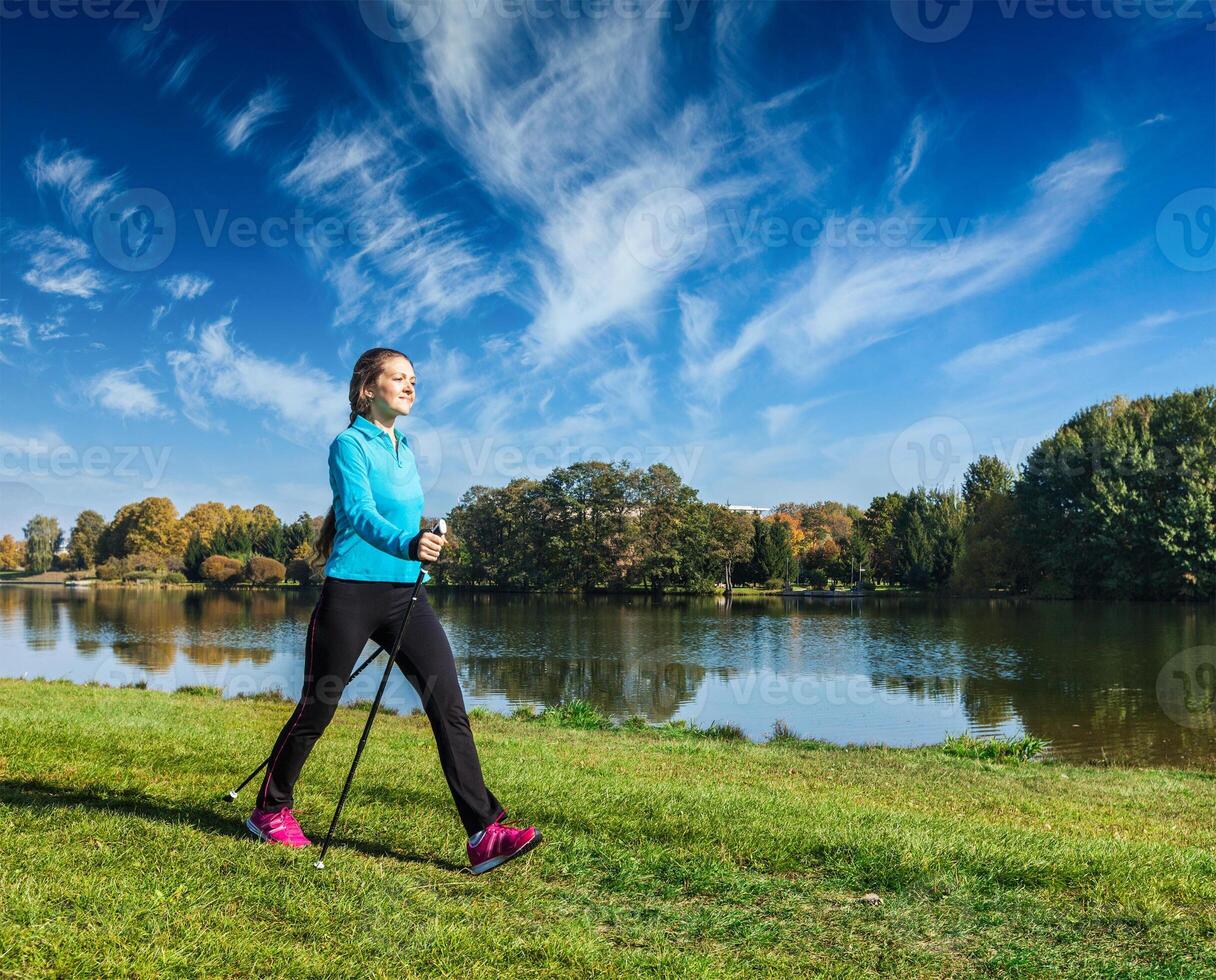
[{"xmin": 367, "ymin": 355, "xmax": 416, "ymax": 419}]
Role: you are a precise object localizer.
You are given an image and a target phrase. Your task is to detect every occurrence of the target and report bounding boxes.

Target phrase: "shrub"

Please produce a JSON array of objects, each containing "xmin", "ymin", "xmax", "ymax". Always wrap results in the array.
[
  {"xmin": 285, "ymin": 558, "xmax": 314, "ymax": 585},
  {"xmin": 233, "ymin": 689, "xmax": 294, "ymax": 704},
  {"xmin": 941, "ymin": 733, "xmax": 1047, "ymax": 762},
  {"xmin": 127, "ymin": 551, "xmax": 168, "ymax": 573},
  {"xmin": 96, "ymin": 557, "xmax": 127, "ymax": 581},
  {"xmin": 535, "ymin": 699, "xmax": 613, "ymax": 730},
  {"xmin": 200, "ymin": 555, "xmax": 243, "ymax": 584},
  {"xmin": 163, "ymin": 571, "xmax": 188, "ymax": 585},
  {"xmin": 770, "ymin": 720, "xmax": 800, "ymax": 744},
  {"xmin": 704, "ymin": 722, "xmax": 747, "ymax": 741},
  {"xmin": 122, "ymin": 570, "xmax": 158, "ymax": 582},
  {"xmin": 245, "ymin": 555, "xmax": 286, "ymax": 585}
]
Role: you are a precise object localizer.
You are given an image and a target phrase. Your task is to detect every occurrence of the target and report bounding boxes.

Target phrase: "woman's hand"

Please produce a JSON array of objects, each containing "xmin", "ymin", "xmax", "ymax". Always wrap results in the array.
[{"xmin": 416, "ymin": 530, "xmax": 446, "ymax": 563}]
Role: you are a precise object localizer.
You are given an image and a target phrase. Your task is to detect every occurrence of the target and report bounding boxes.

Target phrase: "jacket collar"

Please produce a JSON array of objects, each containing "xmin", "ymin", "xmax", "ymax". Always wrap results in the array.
[{"xmin": 351, "ymin": 414, "xmax": 407, "ymax": 448}]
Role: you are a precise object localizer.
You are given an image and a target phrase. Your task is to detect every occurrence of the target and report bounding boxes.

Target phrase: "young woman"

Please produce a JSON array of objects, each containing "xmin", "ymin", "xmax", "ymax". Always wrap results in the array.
[{"xmin": 247, "ymin": 347, "xmax": 542, "ymax": 875}]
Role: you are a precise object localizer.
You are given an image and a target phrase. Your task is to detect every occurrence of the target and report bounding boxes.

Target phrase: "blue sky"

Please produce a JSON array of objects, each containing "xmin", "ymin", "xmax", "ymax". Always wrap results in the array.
[{"xmin": 1, "ymin": 0, "xmax": 1213, "ymax": 536}]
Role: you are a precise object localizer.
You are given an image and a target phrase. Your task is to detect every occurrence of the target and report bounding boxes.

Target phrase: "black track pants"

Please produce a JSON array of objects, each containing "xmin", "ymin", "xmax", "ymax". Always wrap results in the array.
[{"xmin": 256, "ymin": 577, "xmax": 504, "ymax": 835}]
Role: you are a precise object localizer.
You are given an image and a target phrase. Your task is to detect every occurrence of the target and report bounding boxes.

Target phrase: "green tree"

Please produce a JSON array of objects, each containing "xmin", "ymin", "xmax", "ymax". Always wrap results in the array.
[
  {"xmin": 183, "ymin": 532, "xmax": 210, "ymax": 581},
  {"xmin": 67, "ymin": 509, "xmax": 105, "ymax": 569},
  {"xmin": 860, "ymin": 492, "xmax": 904, "ymax": 585},
  {"xmin": 636, "ymin": 464, "xmax": 699, "ymax": 593},
  {"xmin": 962, "ymin": 455, "xmax": 1015, "ymax": 513},
  {"xmin": 1015, "ymin": 387, "xmax": 1216, "ymax": 599},
  {"xmin": 706, "ymin": 504, "xmax": 754, "ymax": 594},
  {"xmin": 23, "ymin": 515, "xmax": 63, "ymax": 574}
]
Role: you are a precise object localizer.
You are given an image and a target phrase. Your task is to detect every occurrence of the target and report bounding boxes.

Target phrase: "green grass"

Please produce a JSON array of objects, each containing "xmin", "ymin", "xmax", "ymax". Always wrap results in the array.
[
  {"xmin": 1, "ymin": 679, "xmax": 1213, "ymax": 978},
  {"xmin": 941, "ymin": 733, "xmax": 1049, "ymax": 762}
]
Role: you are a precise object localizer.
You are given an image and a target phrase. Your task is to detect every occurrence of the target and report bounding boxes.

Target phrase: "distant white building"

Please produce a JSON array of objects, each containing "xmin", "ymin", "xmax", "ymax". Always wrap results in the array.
[{"xmin": 721, "ymin": 504, "xmax": 768, "ymax": 516}]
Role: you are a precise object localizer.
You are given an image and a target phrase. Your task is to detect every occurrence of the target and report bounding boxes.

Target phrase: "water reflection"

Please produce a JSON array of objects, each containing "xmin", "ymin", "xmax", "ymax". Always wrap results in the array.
[{"xmin": 0, "ymin": 585, "xmax": 1212, "ymax": 767}]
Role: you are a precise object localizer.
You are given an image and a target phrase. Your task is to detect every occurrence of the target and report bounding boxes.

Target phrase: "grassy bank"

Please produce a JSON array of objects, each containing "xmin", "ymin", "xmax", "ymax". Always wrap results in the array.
[{"xmin": 1, "ymin": 680, "xmax": 1213, "ymax": 978}]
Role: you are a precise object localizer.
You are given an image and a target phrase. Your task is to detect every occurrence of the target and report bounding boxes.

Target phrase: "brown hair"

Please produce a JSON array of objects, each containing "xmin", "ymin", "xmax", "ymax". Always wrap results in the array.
[{"xmin": 314, "ymin": 347, "xmax": 413, "ymax": 564}]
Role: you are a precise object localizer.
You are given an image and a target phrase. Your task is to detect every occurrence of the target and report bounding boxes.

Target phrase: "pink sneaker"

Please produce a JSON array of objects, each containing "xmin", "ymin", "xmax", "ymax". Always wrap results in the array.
[
  {"xmin": 467, "ymin": 821, "xmax": 542, "ymax": 875},
  {"xmin": 246, "ymin": 806, "xmax": 311, "ymax": 848}
]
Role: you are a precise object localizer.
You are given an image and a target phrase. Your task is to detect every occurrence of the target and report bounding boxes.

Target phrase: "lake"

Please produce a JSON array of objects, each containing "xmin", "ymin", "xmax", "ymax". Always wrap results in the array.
[{"xmin": 3, "ymin": 584, "xmax": 1213, "ymax": 767}]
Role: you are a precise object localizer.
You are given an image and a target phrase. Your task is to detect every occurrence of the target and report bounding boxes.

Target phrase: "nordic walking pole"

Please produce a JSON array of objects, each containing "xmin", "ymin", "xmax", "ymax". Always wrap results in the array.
[
  {"xmin": 313, "ymin": 519, "xmax": 445, "ymax": 870},
  {"xmin": 224, "ymin": 643, "xmax": 390, "ymax": 802}
]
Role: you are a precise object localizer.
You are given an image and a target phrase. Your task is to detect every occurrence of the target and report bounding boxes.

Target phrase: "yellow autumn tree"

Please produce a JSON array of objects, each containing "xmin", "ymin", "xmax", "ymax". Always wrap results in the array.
[
  {"xmin": 0, "ymin": 534, "xmax": 24, "ymax": 570},
  {"xmin": 180, "ymin": 501, "xmax": 228, "ymax": 549},
  {"xmin": 103, "ymin": 497, "xmax": 188, "ymax": 559}
]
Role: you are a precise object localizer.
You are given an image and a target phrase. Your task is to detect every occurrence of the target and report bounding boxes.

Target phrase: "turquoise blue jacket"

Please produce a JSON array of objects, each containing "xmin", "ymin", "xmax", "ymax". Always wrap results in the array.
[{"xmin": 322, "ymin": 414, "xmax": 430, "ymax": 584}]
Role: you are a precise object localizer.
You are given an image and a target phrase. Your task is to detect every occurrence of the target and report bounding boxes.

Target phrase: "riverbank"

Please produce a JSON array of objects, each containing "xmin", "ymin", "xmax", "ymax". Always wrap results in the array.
[{"xmin": 2, "ymin": 679, "xmax": 1212, "ymax": 977}]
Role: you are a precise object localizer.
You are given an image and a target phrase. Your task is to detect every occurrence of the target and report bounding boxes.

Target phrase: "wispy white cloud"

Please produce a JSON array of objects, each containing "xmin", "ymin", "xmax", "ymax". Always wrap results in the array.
[
  {"xmin": 0, "ymin": 310, "xmax": 72, "ymax": 356},
  {"xmin": 219, "ymin": 82, "xmax": 288, "ymax": 153},
  {"xmin": 36, "ymin": 315, "xmax": 68, "ymax": 341},
  {"xmin": 888, "ymin": 114, "xmax": 930, "ymax": 205},
  {"xmin": 944, "ymin": 317, "xmax": 1076, "ymax": 378},
  {"xmin": 159, "ymin": 273, "xmax": 213, "ymax": 301},
  {"xmin": 279, "ymin": 119, "xmax": 507, "ymax": 336},
  {"xmin": 416, "ymin": 340, "xmax": 479, "ymax": 415},
  {"xmin": 0, "ymin": 313, "xmax": 32, "ymax": 349},
  {"xmin": 1138, "ymin": 112, "xmax": 1171, "ymax": 127},
  {"xmin": 24, "ymin": 141, "xmax": 122, "ymax": 227},
  {"xmin": 759, "ymin": 395, "xmax": 837, "ymax": 439},
  {"xmin": 89, "ymin": 363, "xmax": 170, "ymax": 419},
  {"xmin": 166, "ymin": 317, "xmax": 348, "ymax": 443},
  {"xmin": 162, "ymin": 42, "xmax": 208, "ymax": 96},
  {"xmin": 15, "ymin": 227, "xmax": 108, "ymax": 298},
  {"xmin": 415, "ymin": 10, "xmax": 744, "ymax": 363},
  {"xmin": 695, "ymin": 140, "xmax": 1125, "ymax": 395}
]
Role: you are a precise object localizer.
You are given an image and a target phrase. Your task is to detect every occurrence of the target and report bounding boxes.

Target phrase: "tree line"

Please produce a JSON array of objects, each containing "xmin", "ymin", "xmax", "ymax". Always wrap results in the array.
[
  {"xmin": 4, "ymin": 386, "xmax": 1212, "ymax": 600},
  {"xmin": 430, "ymin": 386, "xmax": 1215, "ymax": 600},
  {"xmin": 6, "ymin": 501, "xmax": 324, "ymax": 586}
]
